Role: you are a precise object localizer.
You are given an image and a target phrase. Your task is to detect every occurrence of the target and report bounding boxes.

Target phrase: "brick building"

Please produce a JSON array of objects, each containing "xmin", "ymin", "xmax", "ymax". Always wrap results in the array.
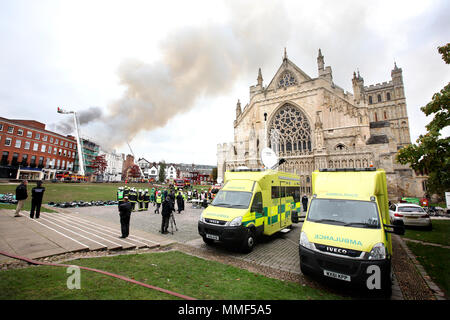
[
  {"xmin": 0, "ymin": 117, "xmax": 78, "ymax": 180},
  {"xmin": 122, "ymin": 154, "xmax": 136, "ymax": 181}
]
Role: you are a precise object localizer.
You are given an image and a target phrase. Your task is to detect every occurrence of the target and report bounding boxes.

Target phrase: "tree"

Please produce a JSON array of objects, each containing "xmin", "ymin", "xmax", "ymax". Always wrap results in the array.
[
  {"xmin": 396, "ymin": 43, "xmax": 450, "ymax": 197},
  {"xmin": 158, "ymin": 161, "xmax": 166, "ymax": 183},
  {"xmin": 128, "ymin": 164, "xmax": 142, "ymax": 179}
]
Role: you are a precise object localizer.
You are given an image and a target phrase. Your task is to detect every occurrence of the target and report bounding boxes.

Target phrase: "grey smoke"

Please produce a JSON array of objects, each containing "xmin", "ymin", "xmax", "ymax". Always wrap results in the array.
[
  {"xmin": 52, "ymin": 106, "xmax": 103, "ymax": 135},
  {"xmin": 55, "ymin": 0, "xmax": 293, "ymax": 149}
]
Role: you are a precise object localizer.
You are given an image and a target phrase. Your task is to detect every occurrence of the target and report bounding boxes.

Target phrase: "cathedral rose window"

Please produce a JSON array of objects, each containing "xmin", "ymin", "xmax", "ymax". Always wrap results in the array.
[
  {"xmin": 269, "ymin": 104, "xmax": 312, "ymax": 153},
  {"xmin": 278, "ymin": 71, "xmax": 298, "ymax": 88}
]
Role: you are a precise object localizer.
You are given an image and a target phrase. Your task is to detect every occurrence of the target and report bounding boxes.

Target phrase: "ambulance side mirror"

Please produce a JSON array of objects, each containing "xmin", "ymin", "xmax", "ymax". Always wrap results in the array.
[
  {"xmin": 384, "ymin": 220, "xmax": 405, "ymax": 235},
  {"xmin": 252, "ymin": 203, "xmax": 263, "ymax": 214}
]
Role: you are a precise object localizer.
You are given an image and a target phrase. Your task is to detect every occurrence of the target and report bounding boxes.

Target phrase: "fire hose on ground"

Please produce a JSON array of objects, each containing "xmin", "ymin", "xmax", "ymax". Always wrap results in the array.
[{"xmin": 0, "ymin": 250, "xmax": 196, "ymax": 300}]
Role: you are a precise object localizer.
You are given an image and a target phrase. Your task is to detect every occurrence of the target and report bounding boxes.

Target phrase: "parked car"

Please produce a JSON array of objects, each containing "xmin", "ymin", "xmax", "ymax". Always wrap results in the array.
[{"xmin": 389, "ymin": 203, "xmax": 432, "ymax": 230}]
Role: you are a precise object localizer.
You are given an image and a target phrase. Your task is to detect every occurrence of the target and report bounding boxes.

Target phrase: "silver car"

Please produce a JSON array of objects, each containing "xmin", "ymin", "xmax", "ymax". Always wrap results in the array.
[{"xmin": 389, "ymin": 203, "xmax": 432, "ymax": 230}]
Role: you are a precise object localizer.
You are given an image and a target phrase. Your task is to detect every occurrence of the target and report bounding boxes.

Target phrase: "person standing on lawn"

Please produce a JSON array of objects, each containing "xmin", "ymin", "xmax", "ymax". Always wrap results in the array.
[
  {"xmin": 176, "ymin": 191, "xmax": 184, "ymax": 214},
  {"xmin": 160, "ymin": 194, "xmax": 173, "ymax": 234},
  {"xmin": 30, "ymin": 180, "xmax": 45, "ymax": 219},
  {"xmin": 14, "ymin": 180, "xmax": 28, "ymax": 217},
  {"xmin": 118, "ymin": 196, "xmax": 132, "ymax": 238}
]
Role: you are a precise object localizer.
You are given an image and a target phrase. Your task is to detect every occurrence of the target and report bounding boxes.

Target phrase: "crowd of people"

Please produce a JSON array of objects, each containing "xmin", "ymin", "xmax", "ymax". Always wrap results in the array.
[
  {"xmin": 116, "ymin": 186, "xmax": 188, "ymax": 214},
  {"xmin": 116, "ymin": 186, "xmax": 216, "ymax": 237},
  {"xmin": 11, "ymin": 180, "xmax": 215, "ymax": 239}
]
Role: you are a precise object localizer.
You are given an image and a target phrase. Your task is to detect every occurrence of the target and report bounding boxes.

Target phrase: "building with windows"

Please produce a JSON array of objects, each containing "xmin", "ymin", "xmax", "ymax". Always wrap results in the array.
[
  {"xmin": 137, "ymin": 159, "xmax": 215, "ymax": 183},
  {"xmin": 98, "ymin": 148, "xmax": 125, "ymax": 182},
  {"xmin": 136, "ymin": 158, "xmax": 153, "ymax": 179},
  {"xmin": 217, "ymin": 50, "xmax": 425, "ymax": 199},
  {"xmin": 0, "ymin": 117, "xmax": 77, "ymax": 180},
  {"xmin": 73, "ymin": 137, "xmax": 100, "ymax": 180}
]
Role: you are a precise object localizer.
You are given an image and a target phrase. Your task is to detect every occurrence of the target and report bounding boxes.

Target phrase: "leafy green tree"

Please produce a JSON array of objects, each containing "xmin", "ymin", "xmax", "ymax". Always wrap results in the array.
[
  {"xmin": 396, "ymin": 43, "xmax": 450, "ymax": 197},
  {"xmin": 158, "ymin": 161, "xmax": 166, "ymax": 183}
]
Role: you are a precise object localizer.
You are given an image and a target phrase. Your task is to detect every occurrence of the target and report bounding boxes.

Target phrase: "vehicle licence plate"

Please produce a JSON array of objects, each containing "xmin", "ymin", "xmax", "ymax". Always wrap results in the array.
[
  {"xmin": 206, "ymin": 234, "xmax": 219, "ymax": 240},
  {"xmin": 323, "ymin": 270, "xmax": 351, "ymax": 282}
]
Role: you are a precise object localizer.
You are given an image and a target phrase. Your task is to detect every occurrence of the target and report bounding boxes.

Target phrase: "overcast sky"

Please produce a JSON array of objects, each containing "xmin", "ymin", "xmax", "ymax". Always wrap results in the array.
[{"xmin": 1, "ymin": 0, "xmax": 449, "ymax": 166}]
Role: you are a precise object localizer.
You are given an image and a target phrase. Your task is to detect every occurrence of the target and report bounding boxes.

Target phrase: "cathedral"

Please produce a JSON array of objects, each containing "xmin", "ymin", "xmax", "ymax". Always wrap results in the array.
[{"xmin": 217, "ymin": 49, "xmax": 426, "ymax": 199}]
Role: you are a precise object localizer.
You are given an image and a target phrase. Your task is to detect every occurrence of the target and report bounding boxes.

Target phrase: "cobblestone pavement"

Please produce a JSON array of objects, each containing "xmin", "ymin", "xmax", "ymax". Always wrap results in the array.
[
  {"xmin": 61, "ymin": 203, "xmax": 302, "ymax": 273},
  {"xmin": 61, "ymin": 203, "xmax": 204, "ymax": 243}
]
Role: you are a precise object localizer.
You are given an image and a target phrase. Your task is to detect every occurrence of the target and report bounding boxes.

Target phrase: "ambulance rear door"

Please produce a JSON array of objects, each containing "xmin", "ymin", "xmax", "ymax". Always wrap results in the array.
[{"xmin": 279, "ymin": 180, "xmax": 291, "ymax": 229}]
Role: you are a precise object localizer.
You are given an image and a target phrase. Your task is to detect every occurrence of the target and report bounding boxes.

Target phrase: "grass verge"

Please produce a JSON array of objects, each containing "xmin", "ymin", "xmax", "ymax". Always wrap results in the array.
[
  {"xmin": 406, "ymin": 242, "xmax": 449, "ymax": 298},
  {"xmin": 0, "ymin": 251, "xmax": 343, "ymax": 300},
  {"xmin": 0, "ymin": 183, "xmax": 212, "ymax": 204},
  {"xmin": 403, "ymin": 220, "xmax": 450, "ymax": 246}
]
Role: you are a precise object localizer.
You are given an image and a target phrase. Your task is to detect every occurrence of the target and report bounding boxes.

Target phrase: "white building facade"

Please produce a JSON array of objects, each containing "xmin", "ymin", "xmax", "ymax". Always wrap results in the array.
[{"xmin": 99, "ymin": 148, "xmax": 124, "ymax": 182}]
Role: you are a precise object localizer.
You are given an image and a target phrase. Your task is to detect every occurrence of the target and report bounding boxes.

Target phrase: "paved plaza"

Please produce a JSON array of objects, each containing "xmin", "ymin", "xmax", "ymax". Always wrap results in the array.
[{"xmin": 60, "ymin": 202, "xmax": 303, "ymax": 274}]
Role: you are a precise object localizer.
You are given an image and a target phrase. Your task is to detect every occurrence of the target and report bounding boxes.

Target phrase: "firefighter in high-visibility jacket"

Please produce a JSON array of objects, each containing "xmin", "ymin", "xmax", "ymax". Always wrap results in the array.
[
  {"xmin": 117, "ymin": 187, "xmax": 124, "ymax": 207},
  {"xmin": 155, "ymin": 190, "xmax": 163, "ymax": 214},
  {"xmin": 123, "ymin": 186, "xmax": 130, "ymax": 199},
  {"xmin": 129, "ymin": 188, "xmax": 137, "ymax": 211},
  {"xmin": 150, "ymin": 188, "xmax": 156, "ymax": 205},
  {"xmin": 137, "ymin": 189, "xmax": 144, "ymax": 211},
  {"xmin": 144, "ymin": 189, "xmax": 150, "ymax": 211}
]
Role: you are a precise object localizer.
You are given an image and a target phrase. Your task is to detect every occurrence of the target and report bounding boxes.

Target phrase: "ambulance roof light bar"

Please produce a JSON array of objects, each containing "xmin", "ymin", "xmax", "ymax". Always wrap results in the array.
[
  {"xmin": 319, "ymin": 167, "xmax": 377, "ymax": 172},
  {"xmin": 230, "ymin": 168, "xmax": 265, "ymax": 172}
]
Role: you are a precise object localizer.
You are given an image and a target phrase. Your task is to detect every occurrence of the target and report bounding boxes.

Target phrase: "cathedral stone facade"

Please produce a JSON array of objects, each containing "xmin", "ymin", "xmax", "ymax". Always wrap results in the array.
[{"xmin": 217, "ymin": 49, "xmax": 426, "ymax": 200}]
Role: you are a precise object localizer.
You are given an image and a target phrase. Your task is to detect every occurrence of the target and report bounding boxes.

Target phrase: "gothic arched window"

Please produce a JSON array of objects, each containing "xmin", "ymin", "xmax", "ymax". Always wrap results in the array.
[
  {"xmin": 335, "ymin": 143, "xmax": 347, "ymax": 151},
  {"xmin": 268, "ymin": 104, "xmax": 312, "ymax": 154},
  {"xmin": 278, "ymin": 71, "xmax": 297, "ymax": 88}
]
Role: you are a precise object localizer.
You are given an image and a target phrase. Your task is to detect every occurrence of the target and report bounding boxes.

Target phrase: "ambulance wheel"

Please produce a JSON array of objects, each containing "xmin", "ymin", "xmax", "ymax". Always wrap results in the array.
[
  {"xmin": 381, "ymin": 265, "xmax": 393, "ymax": 298},
  {"xmin": 241, "ymin": 228, "xmax": 255, "ymax": 253},
  {"xmin": 202, "ymin": 236, "xmax": 214, "ymax": 245}
]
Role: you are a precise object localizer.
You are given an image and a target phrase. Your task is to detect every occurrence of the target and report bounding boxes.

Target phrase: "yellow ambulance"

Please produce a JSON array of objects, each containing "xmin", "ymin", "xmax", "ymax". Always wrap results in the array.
[
  {"xmin": 299, "ymin": 168, "xmax": 404, "ymax": 295},
  {"xmin": 198, "ymin": 168, "xmax": 301, "ymax": 252}
]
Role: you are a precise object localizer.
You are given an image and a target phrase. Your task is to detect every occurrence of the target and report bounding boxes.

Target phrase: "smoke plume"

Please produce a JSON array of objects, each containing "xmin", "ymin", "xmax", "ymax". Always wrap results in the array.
[
  {"xmin": 54, "ymin": 0, "xmax": 292, "ymax": 149},
  {"xmin": 52, "ymin": 106, "xmax": 103, "ymax": 135}
]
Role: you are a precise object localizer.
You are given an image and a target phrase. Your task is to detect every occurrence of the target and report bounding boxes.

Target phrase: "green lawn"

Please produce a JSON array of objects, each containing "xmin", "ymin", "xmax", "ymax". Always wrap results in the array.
[
  {"xmin": 406, "ymin": 242, "xmax": 449, "ymax": 298},
  {"xmin": 403, "ymin": 219, "xmax": 450, "ymax": 299},
  {"xmin": 403, "ymin": 220, "xmax": 450, "ymax": 246},
  {"xmin": 0, "ymin": 251, "xmax": 343, "ymax": 300},
  {"xmin": 0, "ymin": 182, "xmax": 213, "ymax": 204},
  {"xmin": 1, "ymin": 183, "xmax": 132, "ymax": 203}
]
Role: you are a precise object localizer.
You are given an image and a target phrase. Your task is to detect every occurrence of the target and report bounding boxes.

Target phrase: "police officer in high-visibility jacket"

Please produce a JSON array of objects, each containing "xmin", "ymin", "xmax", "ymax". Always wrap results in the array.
[{"xmin": 155, "ymin": 190, "xmax": 162, "ymax": 214}]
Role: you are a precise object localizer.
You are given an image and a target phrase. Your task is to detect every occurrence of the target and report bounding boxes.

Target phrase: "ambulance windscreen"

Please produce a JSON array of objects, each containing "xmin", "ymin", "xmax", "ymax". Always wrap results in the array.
[
  {"xmin": 211, "ymin": 190, "xmax": 253, "ymax": 209},
  {"xmin": 307, "ymin": 199, "xmax": 380, "ymax": 229}
]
